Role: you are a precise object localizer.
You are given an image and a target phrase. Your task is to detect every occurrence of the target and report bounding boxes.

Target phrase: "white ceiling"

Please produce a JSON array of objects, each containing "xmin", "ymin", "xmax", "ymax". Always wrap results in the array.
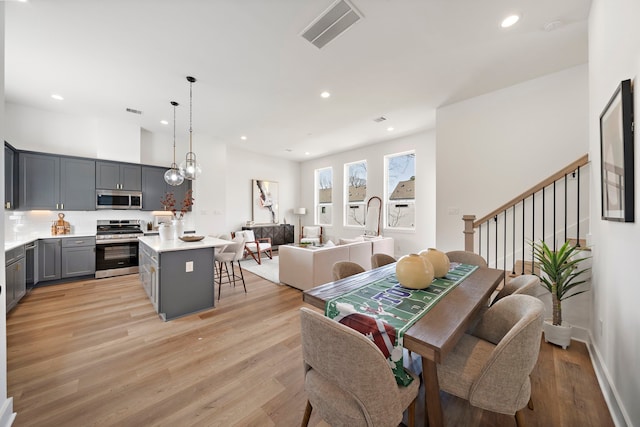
[{"xmin": 4, "ymin": 0, "xmax": 591, "ymax": 161}]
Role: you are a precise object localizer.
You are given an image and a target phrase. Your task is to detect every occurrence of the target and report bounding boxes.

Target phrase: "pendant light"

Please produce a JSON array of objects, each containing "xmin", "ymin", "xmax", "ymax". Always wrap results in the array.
[
  {"xmin": 164, "ymin": 101, "xmax": 185, "ymax": 186},
  {"xmin": 179, "ymin": 76, "xmax": 201, "ymax": 180}
]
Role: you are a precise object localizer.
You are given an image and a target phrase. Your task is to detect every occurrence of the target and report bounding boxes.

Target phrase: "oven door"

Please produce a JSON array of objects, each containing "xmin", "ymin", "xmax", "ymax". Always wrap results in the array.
[{"xmin": 95, "ymin": 240, "xmax": 139, "ymax": 276}]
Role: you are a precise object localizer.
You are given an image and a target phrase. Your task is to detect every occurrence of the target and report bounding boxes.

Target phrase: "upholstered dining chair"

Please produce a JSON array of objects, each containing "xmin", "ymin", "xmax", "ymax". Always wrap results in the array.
[
  {"xmin": 437, "ymin": 294, "xmax": 544, "ymax": 427},
  {"xmin": 492, "ymin": 274, "xmax": 541, "ymax": 305},
  {"xmin": 332, "ymin": 261, "xmax": 365, "ymax": 281},
  {"xmin": 214, "ymin": 235, "xmax": 246, "ymax": 300},
  {"xmin": 299, "ymin": 307, "xmax": 420, "ymax": 427},
  {"xmin": 446, "ymin": 250, "xmax": 488, "ymax": 267},
  {"xmin": 233, "ymin": 230, "xmax": 272, "ymax": 264},
  {"xmin": 371, "ymin": 253, "xmax": 396, "ymax": 269},
  {"xmin": 300, "ymin": 225, "xmax": 323, "ymax": 246}
]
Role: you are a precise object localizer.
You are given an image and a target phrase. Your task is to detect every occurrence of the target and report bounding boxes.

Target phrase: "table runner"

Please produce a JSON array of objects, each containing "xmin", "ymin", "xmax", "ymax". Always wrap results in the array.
[{"xmin": 325, "ymin": 263, "xmax": 479, "ymax": 385}]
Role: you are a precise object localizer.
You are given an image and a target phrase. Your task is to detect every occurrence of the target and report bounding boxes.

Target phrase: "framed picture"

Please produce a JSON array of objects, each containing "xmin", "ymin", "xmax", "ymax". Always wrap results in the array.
[
  {"xmin": 252, "ymin": 179, "xmax": 279, "ymax": 224},
  {"xmin": 600, "ymin": 79, "xmax": 634, "ymax": 222}
]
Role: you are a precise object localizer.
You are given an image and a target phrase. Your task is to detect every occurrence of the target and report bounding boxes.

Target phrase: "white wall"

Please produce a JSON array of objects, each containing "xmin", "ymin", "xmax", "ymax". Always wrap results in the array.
[
  {"xmin": 226, "ymin": 147, "xmax": 300, "ymax": 234},
  {"xmin": 300, "ymin": 130, "xmax": 436, "ymax": 256},
  {"xmin": 435, "ymin": 64, "xmax": 589, "ymax": 252},
  {"xmin": 589, "ymin": 1, "xmax": 640, "ymax": 425}
]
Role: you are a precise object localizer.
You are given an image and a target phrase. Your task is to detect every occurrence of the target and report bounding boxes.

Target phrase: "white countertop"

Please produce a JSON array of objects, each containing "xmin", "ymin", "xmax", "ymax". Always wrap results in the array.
[
  {"xmin": 4, "ymin": 233, "xmax": 96, "ymax": 251},
  {"xmin": 138, "ymin": 235, "xmax": 231, "ymax": 253}
]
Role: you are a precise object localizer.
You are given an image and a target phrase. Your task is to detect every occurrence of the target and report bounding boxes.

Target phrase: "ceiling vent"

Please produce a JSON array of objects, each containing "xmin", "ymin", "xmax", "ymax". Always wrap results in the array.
[
  {"xmin": 126, "ymin": 108, "xmax": 142, "ymax": 115},
  {"xmin": 301, "ymin": 0, "xmax": 362, "ymax": 49},
  {"xmin": 373, "ymin": 116, "xmax": 387, "ymax": 123}
]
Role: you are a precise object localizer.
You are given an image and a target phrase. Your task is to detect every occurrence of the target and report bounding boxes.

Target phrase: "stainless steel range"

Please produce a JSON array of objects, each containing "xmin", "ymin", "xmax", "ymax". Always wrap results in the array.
[{"xmin": 95, "ymin": 219, "xmax": 143, "ymax": 278}]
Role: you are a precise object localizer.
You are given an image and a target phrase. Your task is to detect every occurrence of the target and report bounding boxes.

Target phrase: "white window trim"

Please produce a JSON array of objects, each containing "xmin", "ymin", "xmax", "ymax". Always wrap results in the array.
[
  {"xmin": 344, "ymin": 160, "xmax": 367, "ymax": 228},
  {"xmin": 384, "ymin": 150, "xmax": 416, "ymax": 231},
  {"xmin": 315, "ymin": 167, "xmax": 333, "ymax": 226}
]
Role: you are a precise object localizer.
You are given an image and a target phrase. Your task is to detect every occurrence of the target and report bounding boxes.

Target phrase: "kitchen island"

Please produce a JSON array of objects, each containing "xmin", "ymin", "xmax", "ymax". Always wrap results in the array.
[{"xmin": 138, "ymin": 235, "xmax": 230, "ymax": 321}]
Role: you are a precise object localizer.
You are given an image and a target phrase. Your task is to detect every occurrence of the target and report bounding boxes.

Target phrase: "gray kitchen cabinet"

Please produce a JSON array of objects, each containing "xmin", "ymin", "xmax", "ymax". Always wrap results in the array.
[
  {"xmin": 139, "ymin": 243, "xmax": 159, "ymax": 311},
  {"xmin": 60, "ymin": 157, "xmax": 96, "ymax": 210},
  {"xmin": 38, "ymin": 238, "xmax": 61, "ymax": 282},
  {"xmin": 96, "ymin": 161, "xmax": 142, "ymax": 191},
  {"xmin": 5, "ymin": 142, "xmax": 18, "ymax": 210},
  {"xmin": 19, "ymin": 152, "xmax": 60, "ymax": 210},
  {"xmin": 61, "ymin": 237, "xmax": 96, "ymax": 278},
  {"xmin": 19, "ymin": 152, "xmax": 95, "ymax": 210},
  {"xmin": 6, "ymin": 245, "xmax": 26, "ymax": 312},
  {"xmin": 141, "ymin": 166, "xmax": 166, "ymax": 211},
  {"xmin": 141, "ymin": 166, "xmax": 192, "ymax": 211}
]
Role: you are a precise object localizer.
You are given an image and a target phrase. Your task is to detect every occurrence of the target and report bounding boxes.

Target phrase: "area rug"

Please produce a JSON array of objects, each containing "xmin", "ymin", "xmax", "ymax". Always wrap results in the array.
[{"xmin": 240, "ymin": 256, "xmax": 280, "ymax": 284}]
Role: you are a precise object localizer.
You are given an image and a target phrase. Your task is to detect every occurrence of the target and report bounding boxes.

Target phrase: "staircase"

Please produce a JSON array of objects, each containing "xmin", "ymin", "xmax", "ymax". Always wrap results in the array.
[{"xmin": 462, "ymin": 154, "xmax": 590, "ymax": 276}]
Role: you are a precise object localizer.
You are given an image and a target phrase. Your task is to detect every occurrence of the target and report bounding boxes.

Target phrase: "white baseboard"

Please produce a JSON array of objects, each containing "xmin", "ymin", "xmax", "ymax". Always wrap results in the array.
[
  {"xmin": 0, "ymin": 398, "xmax": 16, "ymax": 427},
  {"xmin": 585, "ymin": 333, "xmax": 633, "ymax": 427}
]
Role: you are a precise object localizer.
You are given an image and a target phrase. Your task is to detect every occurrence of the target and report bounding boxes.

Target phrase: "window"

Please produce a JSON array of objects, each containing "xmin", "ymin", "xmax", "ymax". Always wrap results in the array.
[
  {"xmin": 315, "ymin": 167, "xmax": 333, "ymax": 226},
  {"xmin": 384, "ymin": 151, "xmax": 415, "ymax": 229},
  {"xmin": 344, "ymin": 160, "xmax": 367, "ymax": 227}
]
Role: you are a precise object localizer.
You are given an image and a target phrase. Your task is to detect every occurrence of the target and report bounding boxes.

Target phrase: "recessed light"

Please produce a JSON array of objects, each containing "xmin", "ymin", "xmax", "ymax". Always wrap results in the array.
[
  {"xmin": 501, "ymin": 14, "xmax": 520, "ymax": 28},
  {"xmin": 240, "ymin": 135, "xmax": 247, "ymax": 140},
  {"xmin": 304, "ymin": 152, "xmax": 311, "ymax": 156},
  {"xmin": 387, "ymin": 127, "xmax": 394, "ymax": 132},
  {"xmin": 320, "ymin": 91, "xmax": 331, "ymax": 98},
  {"xmin": 160, "ymin": 120, "xmax": 169, "ymax": 125},
  {"xmin": 51, "ymin": 94, "xmax": 64, "ymax": 101}
]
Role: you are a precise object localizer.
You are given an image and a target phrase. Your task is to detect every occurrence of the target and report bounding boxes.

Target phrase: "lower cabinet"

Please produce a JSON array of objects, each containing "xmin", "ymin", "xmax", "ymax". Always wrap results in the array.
[
  {"xmin": 139, "ymin": 243, "xmax": 159, "ymax": 311},
  {"xmin": 6, "ymin": 246, "xmax": 26, "ymax": 313},
  {"xmin": 39, "ymin": 237, "xmax": 96, "ymax": 283}
]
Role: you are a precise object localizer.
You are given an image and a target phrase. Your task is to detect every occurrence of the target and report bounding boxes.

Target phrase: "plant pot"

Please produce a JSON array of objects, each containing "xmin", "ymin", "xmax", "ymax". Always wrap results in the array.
[
  {"xmin": 172, "ymin": 219, "xmax": 184, "ymax": 239},
  {"xmin": 543, "ymin": 320, "xmax": 572, "ymax": 349}
]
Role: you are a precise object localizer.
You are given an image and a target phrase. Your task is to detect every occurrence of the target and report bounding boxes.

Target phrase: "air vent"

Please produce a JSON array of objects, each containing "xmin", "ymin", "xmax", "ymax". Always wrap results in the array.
[
  {"xmin": 373, "ymin": 116, "xmax": 387, "ymax": 123},
  {"xmin": 301, "ymin": 0, "xmax": 362, "ymax": 49},
  {"xmin": 126, "ymin": 108, "xmax": 143, "ymax": 115}
]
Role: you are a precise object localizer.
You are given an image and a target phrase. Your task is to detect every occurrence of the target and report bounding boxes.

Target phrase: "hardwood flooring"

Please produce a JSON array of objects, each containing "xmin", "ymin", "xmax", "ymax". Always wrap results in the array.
[{"xmin": 7, "ymin": 272, "xmax": 614, "ymax": 427}]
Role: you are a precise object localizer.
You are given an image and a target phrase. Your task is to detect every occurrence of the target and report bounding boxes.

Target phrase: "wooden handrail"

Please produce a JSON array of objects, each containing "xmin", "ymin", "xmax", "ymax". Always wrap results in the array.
[{"xmin": 473, "ymin": 154, "xmax": 589, "ymax": 227}]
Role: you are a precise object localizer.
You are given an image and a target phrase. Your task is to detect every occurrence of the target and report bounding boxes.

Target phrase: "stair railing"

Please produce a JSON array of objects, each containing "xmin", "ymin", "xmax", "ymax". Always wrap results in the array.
[{"xmin": 463, "ymin": 154, "xmax": 590, "ymax": 274}]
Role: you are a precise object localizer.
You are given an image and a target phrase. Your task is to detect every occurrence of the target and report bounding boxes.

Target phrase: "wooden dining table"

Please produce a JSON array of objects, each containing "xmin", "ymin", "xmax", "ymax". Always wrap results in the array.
[{"xmin": 302, "ymin": 262, "xmax": 504, "ymax": 427}]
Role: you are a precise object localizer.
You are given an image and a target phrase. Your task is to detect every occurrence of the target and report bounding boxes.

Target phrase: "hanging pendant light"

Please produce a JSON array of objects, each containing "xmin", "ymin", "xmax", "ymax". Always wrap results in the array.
[
  {"xmin": 179, "ymin": 76, "xmax": 201, "ymax": 180},
  {"xmin": 164, "ymin": 101, "xmax": 185, "ymax": 186}
]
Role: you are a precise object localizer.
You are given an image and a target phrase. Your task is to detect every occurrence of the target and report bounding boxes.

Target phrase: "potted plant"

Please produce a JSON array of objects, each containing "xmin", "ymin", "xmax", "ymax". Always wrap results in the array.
[{"xmin": 532, "ymin": 240, "xmax": 591, "ymax": 349}]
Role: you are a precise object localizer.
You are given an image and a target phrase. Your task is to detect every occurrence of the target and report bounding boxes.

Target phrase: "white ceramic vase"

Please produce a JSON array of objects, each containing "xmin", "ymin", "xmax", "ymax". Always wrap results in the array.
[
  {"xmin": 159, "ymin": 223, "xmax": 173, "ymax": 241},
  {"xmin": 172, "ymin": 219, "xmax": 184, "ymax": 239}
]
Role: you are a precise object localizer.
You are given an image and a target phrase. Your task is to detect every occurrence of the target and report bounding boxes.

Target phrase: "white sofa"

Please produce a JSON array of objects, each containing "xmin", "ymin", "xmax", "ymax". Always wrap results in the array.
[{"xmin": 279, "ymin": 237, "xmax": 394, "ymax": 291}]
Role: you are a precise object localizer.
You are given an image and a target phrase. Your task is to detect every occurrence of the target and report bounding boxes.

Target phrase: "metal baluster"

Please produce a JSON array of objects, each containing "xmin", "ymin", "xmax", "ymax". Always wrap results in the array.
[
  {"xmin": 564, "ymin": 173, "xmax": 568, "ymax": 244},
  {"xmin": 494, "ymin": 215, "xmax": 498, "ymax": 269},
  {"xmin": 511, "ymin": 206, "xmax": 516, "ymax": 275},
  {"xmin": 576, "ymin": 168, "xmax": 581, "ymax": 247},
  {"xmin": 553, "ymin": 181, "xmax": 557, "ymax": 252},
  {"xmin": 521, "ymin": 198, "xmax": 525, "ymax": 275},
  {"xmin": 486, "ymin": 220, "xmax": 490, "ymax": 266},
  {"xmin": 503, "ymin": 210, "xmax": 507, "ymax": 273}
]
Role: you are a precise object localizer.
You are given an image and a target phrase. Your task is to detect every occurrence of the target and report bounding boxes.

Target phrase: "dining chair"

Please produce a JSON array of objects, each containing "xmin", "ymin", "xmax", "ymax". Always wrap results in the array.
[
  {"xmin": 437, "ymin": 294, "xmax": 544, "ymax": 427},
  {"xmin": 332, "ymin": 261, "xmax": 365, "ymax": 281},
  {"xmin": 299, "ymin": 307, "xmax": 419, "ymax": 427},
  {"xmin": 445, "ymin": 250, "xmax": 488, "ymax": 267},
  {"xmin": 214, "ymin": 235, "xmax": 246, "ymax": 300},
  {"xmin": 492, "ymin": 274, "xmax": 541, "ymax": 305},
  {"xmin": 371, "ymin": 253, "xmax": 396, "ymax": 269},
  {"xmin": 233, "ymin": 230, "xmax": 272, "ymax": 264}
]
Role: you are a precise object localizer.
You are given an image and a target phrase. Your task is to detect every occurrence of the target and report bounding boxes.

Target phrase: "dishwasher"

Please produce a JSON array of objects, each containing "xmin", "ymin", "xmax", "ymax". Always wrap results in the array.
[{"xmin": 25, "ymin": 241, "xmax": 38, "ymax": 292}]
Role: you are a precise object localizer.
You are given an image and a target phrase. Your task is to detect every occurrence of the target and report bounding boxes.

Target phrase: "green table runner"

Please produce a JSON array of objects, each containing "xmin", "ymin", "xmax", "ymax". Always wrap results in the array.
[{"xmin": 325, "ymin": 263, "xmax": 479, "ymax": 386}]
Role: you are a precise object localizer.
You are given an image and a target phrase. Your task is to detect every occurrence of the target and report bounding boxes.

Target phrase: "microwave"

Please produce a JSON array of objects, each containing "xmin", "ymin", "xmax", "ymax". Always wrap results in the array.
[{"xmin": 96, "ymin": 190, "xmax": 143, "ymax": 210}]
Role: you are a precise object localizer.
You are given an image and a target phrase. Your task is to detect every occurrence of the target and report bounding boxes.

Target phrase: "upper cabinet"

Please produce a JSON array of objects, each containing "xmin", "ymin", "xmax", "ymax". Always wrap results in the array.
[
  {"xmin": 19, "ymin": 152, "xmax": 96, "ymax": 210},
  {"xmin": 141, "ymin": 165, "xmax": 192, "ymax": 211},
  {"xmin": 5, "ymin": 142, "xmax": 18, "ymax": 210},
  {"xmin": 96, "ymin": 161, "xmax": 141, "ymax": 191}
]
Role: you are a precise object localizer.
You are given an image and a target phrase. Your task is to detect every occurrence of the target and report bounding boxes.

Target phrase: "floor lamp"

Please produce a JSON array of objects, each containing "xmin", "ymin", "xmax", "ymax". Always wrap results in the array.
[{"xmin": 293, "ymin": 208, "xmax": 307, "ymax": 242}]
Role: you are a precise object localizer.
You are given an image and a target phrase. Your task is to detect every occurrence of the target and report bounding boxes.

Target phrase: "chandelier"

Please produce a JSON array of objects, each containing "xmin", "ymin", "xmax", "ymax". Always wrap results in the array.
[
  {"xmin": 164, "ymin": 101, "xmax": 184, "ymax": 186},
  {"xmin": 179, "ymin": 76, "xmax": 201, "ymax": 180}
]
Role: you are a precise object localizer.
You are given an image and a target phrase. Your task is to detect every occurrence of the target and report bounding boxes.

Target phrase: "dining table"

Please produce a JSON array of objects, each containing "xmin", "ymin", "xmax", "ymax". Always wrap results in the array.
[{"xmin": 302, "ymin": 262, "xmax": 504, "ymax": 427}]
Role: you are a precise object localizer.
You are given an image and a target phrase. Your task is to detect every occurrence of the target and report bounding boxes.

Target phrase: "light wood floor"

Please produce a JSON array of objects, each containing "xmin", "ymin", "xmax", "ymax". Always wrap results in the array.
[{"xmin": 7, "ymin": 271, "xmax": 614, "ymax": 427}]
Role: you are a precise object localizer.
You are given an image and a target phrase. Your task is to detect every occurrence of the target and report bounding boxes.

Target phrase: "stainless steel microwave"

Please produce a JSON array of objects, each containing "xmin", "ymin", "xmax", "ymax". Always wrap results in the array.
[{"xmin": 96, "ymin": 190, "xmax": 143, "ymax": 210}]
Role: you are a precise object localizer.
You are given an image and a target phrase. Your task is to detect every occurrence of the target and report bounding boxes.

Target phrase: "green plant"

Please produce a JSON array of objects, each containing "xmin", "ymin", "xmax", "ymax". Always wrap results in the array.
[{"xmin": 532, "ymin": 240, "xmax": 591, "ymax": 326}]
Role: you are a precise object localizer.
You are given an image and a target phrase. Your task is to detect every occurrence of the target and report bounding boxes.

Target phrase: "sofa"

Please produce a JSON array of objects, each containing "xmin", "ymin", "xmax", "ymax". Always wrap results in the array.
[{"xmin": 279, "ymin": 237, "xmax": 394, "ymax": 291}]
